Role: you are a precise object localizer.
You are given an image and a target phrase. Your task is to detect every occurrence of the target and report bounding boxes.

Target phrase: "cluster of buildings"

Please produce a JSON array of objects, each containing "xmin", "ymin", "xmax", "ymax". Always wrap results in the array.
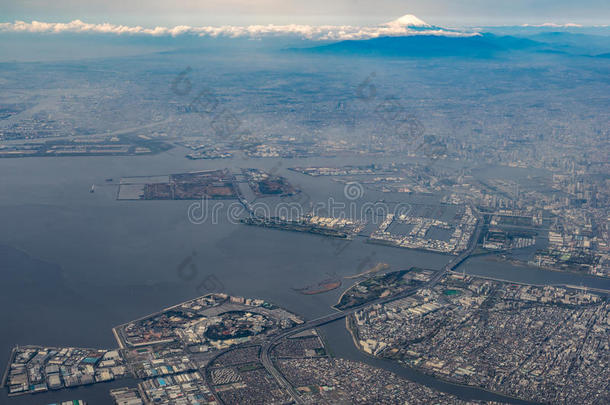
[
  {"xmin": 138, "ymin": 371, "xmax": 217, "ymax": 404},
  {"xmin": 115, "ymin": 294, "xmax": 303, "ymax": 351},
  {"xmin": 440, "ymin": 162, "xmax": 608, "ymax": 279},
  {"xmin": 289, "ymin": 163, "xmax": 441, "ymax": 195},
  {"xmin": 242, "ymin": 213, "xmax": 365, "ymax": 239},
  {"xmin": 0, "ymin": 114, "xmax": 66, "ymax": 141},
  {"xmin": 489, "ymin": 209, "xmax": 543, "ymax": 227},
  {"xmin": 483, "ymin": 228, "xmax": 536, "ymax": 250},
  {"xmin": 533, "ymin": 227, "xmax": 607, "ymax": 277},
  {"xmin": 110, "ymin": 387, "xmax": 144, "ymax": 405},
  {"xmin": 350, "ymin": 273, "xmax": 610, "ymax": 404},
  {"xmin": 2, "ymin": 346, "xmax": 127, "ymax": 397},
  {"xmin": 186, "ymin": 150, "xmax": 233, "ymax": 160},
  {"xmin": 241, "ymin": 168, "xmax": 297, "ymax": 196},
  {"xmin": 1, "ymin": 294, "xmax": 306, "ymax": 402},
  {"xmin": 126, "ymin": 347, "xmax": 197, "ymax": 379},
  {"xmin": 306, "ymin": 215, "xmax": 365, "ymax": 234},
  {"xmin": 369, "ymin": 205, "xmax": 477, "ymax": 254},
  {"xmin": 245, "ymin": 144, "xmax": 282, "ymax": 158},
  {"xmin": 278, "ymin": 358, "xmax": 476, "ymax": 404},
  {"xmin": 211, "ymin": 365, "xmax": 291, "ymax": 404},
  {"xmin": 207, "ymin": 346, "xmax": 292, "ymax": 405},
  {"xmin": 289, "ymin": 164, "xmax": 399, "ymax": 177},
  {"xmin": 3, "ymin": 279, "xmax": 607, "ymax": 405},
  {"xmin": 273, "ymin": 331, "xmax": 326, "ymax": 358}
]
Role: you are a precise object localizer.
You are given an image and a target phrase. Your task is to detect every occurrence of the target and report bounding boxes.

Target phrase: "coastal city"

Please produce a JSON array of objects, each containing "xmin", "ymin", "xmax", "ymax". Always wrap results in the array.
[
  {"xmin": 2, "ymin": 106, "xmax": 609, "ymax": 404},
  {"xmin": 1, "ymin": 3, "xmax": 609, "ymax": 404},
  {"xmin": 349, "ymin": 273, "xmax": 609, "ymax": 404},
  {"xmin": 2, "ymin": 139, "xmax": 609, "ymax": 403},
  {"xmin": 3, "ymin": 267, "xmax": 608, "ymax": 405},
  {"xmin": 3, "ymin": 347, "xmax": 127, "ymax": 396},
  {"xmin": 368, "ymin": 205, "xmax": 478, "ymax": 255}
]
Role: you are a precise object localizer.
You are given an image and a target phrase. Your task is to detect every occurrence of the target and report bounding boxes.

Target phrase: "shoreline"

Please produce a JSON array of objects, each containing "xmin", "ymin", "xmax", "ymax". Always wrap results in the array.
[
  {"xmin": 1, "ymin": 346, "xmax": 16, "ymax": 389},
  {"xmin": 472, "ymin": 254, "xmax": 610, "ymax": 283}
]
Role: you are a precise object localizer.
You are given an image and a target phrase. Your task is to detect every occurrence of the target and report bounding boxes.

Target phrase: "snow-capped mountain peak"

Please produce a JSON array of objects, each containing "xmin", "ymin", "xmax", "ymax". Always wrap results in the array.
[{"xmin": 385, "ymin": 14, "xmax": 430, "ymax": 28}]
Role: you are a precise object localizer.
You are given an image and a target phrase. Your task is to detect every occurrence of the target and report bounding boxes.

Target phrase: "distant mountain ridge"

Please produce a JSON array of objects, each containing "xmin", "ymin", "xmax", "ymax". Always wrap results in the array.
[
  {"xmin": 287, "ymin": 13, "xmax": 609, "ymax": 58},
  {"xmin": 293, "ymin": 34, "xmax": 541, "ymax": 58}
]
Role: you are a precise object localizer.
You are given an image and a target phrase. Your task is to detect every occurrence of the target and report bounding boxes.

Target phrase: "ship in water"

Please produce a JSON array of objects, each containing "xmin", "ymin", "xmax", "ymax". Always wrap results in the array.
[{"xmin": 90, "ymin": 184, "xmax": 95, "ymax": 193}]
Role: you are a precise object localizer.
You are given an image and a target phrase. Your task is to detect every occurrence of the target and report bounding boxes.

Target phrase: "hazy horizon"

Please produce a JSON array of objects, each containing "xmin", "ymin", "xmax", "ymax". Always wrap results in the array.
[{"xmin": 1, "ymin": 0, "xmax": 610, "ymax": 28}]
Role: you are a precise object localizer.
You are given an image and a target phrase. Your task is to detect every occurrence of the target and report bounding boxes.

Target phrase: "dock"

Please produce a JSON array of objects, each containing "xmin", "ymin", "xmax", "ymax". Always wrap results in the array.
[{"xmin": 1, "ymin": 346, "xmax": 17, "ymax": 389}]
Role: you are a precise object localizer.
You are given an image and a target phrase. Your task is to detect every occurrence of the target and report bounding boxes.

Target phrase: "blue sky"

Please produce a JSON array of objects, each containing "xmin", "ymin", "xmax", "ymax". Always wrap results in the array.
[{"xmin": 2, "ymin": 0, "xmax": 609, "ymax": 27}]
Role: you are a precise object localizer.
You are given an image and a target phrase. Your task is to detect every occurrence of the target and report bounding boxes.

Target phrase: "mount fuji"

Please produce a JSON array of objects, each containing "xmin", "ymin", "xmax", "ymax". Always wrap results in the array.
[
  {"xmin": 386, "ymin": 14, "xmax": 431, "ymax": 28},
  {"xmin": 297, "ymin": 14, "xmax": 541, "ymax": 58}
]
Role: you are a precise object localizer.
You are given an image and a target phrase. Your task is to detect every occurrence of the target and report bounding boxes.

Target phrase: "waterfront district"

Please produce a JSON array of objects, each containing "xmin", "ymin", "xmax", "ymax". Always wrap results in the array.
[
  {"xmin": 118, "ymin": 162, "xmax": 609, "ymax": 278},
  {"xmin": 3, "ymin": 270, "xmax": 608, "ymax": 404}
]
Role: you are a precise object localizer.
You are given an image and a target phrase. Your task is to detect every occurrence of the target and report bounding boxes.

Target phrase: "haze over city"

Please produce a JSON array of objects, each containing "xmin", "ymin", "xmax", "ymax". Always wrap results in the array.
[{"xmin": 0, "ymin": 1, "xmax": 609, "ymax": 405}]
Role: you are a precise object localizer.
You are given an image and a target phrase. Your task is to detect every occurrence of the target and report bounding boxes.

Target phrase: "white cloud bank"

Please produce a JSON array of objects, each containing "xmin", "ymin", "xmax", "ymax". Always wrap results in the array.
[
  {"xmin": 0, "ymin": 14, "xmax": 480, "ymax": 40},
  {"xmin": 521, "ymin": 22, "xmax": 583, "ymax": 27}
]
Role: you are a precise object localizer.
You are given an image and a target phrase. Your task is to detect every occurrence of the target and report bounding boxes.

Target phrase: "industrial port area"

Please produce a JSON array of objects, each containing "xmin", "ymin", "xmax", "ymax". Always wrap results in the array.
[
  {"xmin": 4, "ymin": 256, "xmax": 608, "ymax": 404},
  {"xmin": 4, "ymin": 159, "xmax": 607, "ymax": 404},
  {"xmin": 2, "ymin": 347, "xmax": 128, "ymax": 397},
  {"xmin": 0, "ymin": 286, "xmax": 507, "ymax": 405},
  {"xmin": 369, "ymin": 205, "xmax": 478, "ymax": 255}
]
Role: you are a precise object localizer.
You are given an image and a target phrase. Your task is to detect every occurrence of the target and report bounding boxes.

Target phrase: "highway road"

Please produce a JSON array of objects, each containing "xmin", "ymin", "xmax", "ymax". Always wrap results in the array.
[{"xmin": 259, "ymin": 206, "xmax": 483, "ymax": 404}]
